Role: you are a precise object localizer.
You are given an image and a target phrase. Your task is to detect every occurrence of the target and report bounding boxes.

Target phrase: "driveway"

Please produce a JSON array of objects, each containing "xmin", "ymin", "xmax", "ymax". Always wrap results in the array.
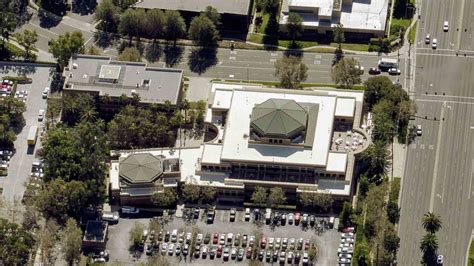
[
  {"xmin": 106, "ymin": 209, "xmax": 340, "ymax": 265},
  {"xmin": 0, "ymin": 63, "xmax": 53, "ymax": 201}
]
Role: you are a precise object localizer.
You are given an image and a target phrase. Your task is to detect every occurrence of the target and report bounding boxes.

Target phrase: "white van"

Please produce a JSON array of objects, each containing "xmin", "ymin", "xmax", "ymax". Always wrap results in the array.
[{"xmin": 102, "ymin": 212, "xmax": 119, "ymax": 223}]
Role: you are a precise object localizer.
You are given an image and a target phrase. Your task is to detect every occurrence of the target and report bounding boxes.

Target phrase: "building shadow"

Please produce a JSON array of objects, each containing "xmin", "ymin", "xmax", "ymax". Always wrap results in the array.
[
  {"xmin": 284, "ymin": 41, "xmax": 303, "ymax": 58},
  {"xmin": 262, "ymin": 15, "xmax": 279, "ymax": 51},
  {"xmin": 164, "ymin": 45, "xmax": 184, "ymax": 67},
  {"xmin": 38, "ymin": 9, "xmax": 63, "ymax": 29},
  {"xmin": 93, "ymin": 30, "xmax": 119, "ymax": 49},
  {"xmin": 187, "ymin": 47, "xmax": 218, "ymax": 75}
]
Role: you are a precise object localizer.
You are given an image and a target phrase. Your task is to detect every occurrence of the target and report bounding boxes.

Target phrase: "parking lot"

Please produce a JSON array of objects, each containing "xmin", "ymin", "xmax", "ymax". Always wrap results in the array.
[
  {"xmin": 0, "ymin": 63, "xmax": 53, "ymax": 201},
  {"xmin": 106, "ymin": 208, "xmax": 341, "ymax": 265}
]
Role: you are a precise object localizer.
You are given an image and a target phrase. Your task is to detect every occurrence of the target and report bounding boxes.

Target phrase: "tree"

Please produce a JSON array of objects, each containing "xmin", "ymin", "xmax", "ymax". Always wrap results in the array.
[
  {"xmin": 94, "ymin": 0, "xmax": 119, "ymax": 32},
  {"xmin": 60, "ymin": 218, "xmax": 82, "ymax": 266},
  {"xmin": 333, "ymin": 24, "xmax": 345, "ymax": 50},
  {"xmin": 146, "ymin": 9, "xmax": 165, "ymax": 41},
  {"xmin": 40, "ymin": 0, "xmax": 67, "ymax": 15},
  {"xmin": 420, "ymin": 233, "xmax": 438, "ymax": 263},
  {"xmin": 372, "ymin": 102, "xmax": 396, "ymax": 143},
  {"xmin": 0, "ymin": 218, "xmax": 35, "ymax": 265},
  {"xmin": 201, "ymin": 186, "xmax": 216, "ymax": 203},
  {"xmin": 363, "ymin": 76, "xmax": 399, "ymax": 109},
  {"xmin": 361, "ymin": 141, "xmax": 391, "ymax": 183},
  {"xmin": 182, "ymin": 184, "xmax": 201, "ymax": 202},
  {"xmin": 274, "ymin": 55, "xmax": 308, "ymax": 89},
  {"xmin": 117, "ymin": 47, "xmax": 142, "ymax": 62},
  {"xmin": 36, "ymin": 179, "xmax": 87, "ymax": 223},
  {"xmin": 0, "ymin": 7, "xmax": 17, "ymax": 47},
  {"xmin": 298, "ymin": 191, "xmax": 333, "ymax": 211},
  {"xmin": 383, "ymin": 230, "xmax": 400, "ymax": 255},
  {"xmin": 15, "ymin": 29, "xmax": 38, "ymax": 60},
  {"xmin": 269, "ymin": 187, "xmax": 286, "ymax": 206},
  {"xmin": 331, "ymin": 57, "xmax": 363, "ymax": 89},
  {"xmin": 39, "ymin": 223, "xmax": 58, "ymax": 265},
  {"xmin": 359, "ymin": 175, "xmax": 370, "ymax": 197},
  {"xmin": 422, "ymin": 212, "xmax": 442, "ymax": 233},
  {"xmin": 188, "ymin": 15, "xmax": 219, "ymax": 47},
  {"xmin": 203, "ymin": 6, "xmax": 221, "ymax": 26},
  {"xmin": 251, "ymin": 186, "xmax": 268, "ymax": 205},
  {"xmin": 354, "ymin": 236, "xmax": 371, "ymax": 265},
  {"xmin": 119, "ymin": 8, "xmax": 146, "ymax": 45},
  {"xmin": 164, "ymin": 10, "xmax": 186, "ymax": 45},
  {"xmin": 129, "ymin": 222, "xmax": 145, "ymax": 249},
  {"xmin": 286, "ymin": 13, "xmax": 303, "ymax": 42},
  {"xmin": 49, "ymin": 31, "xmax": 85, "ymax": 70},
  {"xmin": 339, "ymin": 202, "xmax": 355, "ymax": 229},
  {"xmin": 386, "ymin": 201, "xmax": 400, "ymax": 224},
  {"xmin": 151, "ymin": 187, "xmax": 177, "ymax": 207}
]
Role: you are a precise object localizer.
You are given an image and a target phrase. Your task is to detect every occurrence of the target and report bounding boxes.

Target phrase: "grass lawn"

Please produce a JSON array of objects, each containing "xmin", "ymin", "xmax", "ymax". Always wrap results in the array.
[
  {"xmin": 257, "ymin": 13, "xmax": 271, "ymax": 34},
  {"xmin": 248, "ymin": 33, "xmax": 318, "ymax": 49},
  {"xmin": 330, "ymin": 43, "xmax": 370, "ymax": 52},
  {"xmin": 392, "ymin": 18, "xmax": 412, "ymax": 30},
  {"xmin": 469, "ymin": 239, "xmax": 474, "ymax": 264},
  {"xmin": 409, "ymin": 21, "xmax": 417, "ymax": 44},
  {"xmin": 211, "ymin": 79, "xmax": 365, "ymax": 90}
]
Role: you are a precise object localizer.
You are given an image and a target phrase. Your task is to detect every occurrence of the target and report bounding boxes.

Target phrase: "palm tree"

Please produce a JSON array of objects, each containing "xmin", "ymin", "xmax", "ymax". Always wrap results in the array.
[
  {"xmin": 361, "ymin": 140, "xmax": 391, "ymax": 183},
  {"xmin": 422, "ymin": 212, "xmax": 442, "ymax": 233},
  {"xmin": 420, "ymin": 233, "xmax": 438, "ymax": 264}
]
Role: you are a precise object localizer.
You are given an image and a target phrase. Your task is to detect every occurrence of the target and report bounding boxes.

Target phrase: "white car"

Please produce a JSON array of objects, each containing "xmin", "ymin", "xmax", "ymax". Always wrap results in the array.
[
  {"xmin": 196, "ymin": 233, "xmax": 203, "ymax": 245},
  {"xmin": 354, "ymin": 65, "xmax": 365, "ymax": 73},
  {"xmin": 42, "ymin": 87, "xmax": 50, "ymax": 99},
  {"xmin": 437, "ymin": 254, "xmax": 444, "ymax": 264},
  {"xmin": 443, "ymin": 21, "xmax": 449, "ymax": 31},
  {"xmin": 388, "ymin": 68, "xmax": 401, "ymax": 75},
  {"xmin": 302, "ymin": 252, "xmax": 309, "ymax": 263},
  {"xmin": 425, "ymin": 34, "xmax": 430, "ymax": 44},
  {"xmin": 168, "ymin": 243, "xmax": 175, "ymax": 255},
  {"xmin": 227, "ymin": 233, "xmax": 234, "ymax": 244},
  {"xmin": 416, "ymin": 125, "xmax": 422, "ymax": 136},
  {"xmin": 432, "ymin": 38, "xmax": 437, "ymax": 49},
  {"xmin": 161, "ymin": 243, "xmax": 168, "ymax": 255},
  {"xmin": 38, "ymin": 109, "xmax": 45, "ymax": 121}
]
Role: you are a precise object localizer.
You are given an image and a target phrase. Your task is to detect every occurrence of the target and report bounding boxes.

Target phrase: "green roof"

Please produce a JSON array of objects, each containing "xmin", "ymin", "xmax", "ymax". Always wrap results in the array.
[
  {"xmin": 119, "ymin": 153, "xmax": 163, "ymax": 184},
  {"xmin": 251, "ymin": 99, "xmax": 307, "ymax": 139}
]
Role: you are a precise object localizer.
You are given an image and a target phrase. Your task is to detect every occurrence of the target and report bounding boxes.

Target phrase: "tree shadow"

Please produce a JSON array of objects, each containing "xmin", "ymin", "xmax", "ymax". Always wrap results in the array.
[
  {"xmin": 93, "ymin": 30, "xmax": 119, "ymax": 49},
  {"xmin": 332, "ymin": 48, "xmax": 344, "ymax": 66},
  {"xmin": 164, "ymin": 45, "xmax": 184, "ymax": 67},
  {"xmin": 38, "ymin": 9, "xmax": 63, "ymax": 29},
  {"xmin": 284, "ymin": 41, "xmax": 303, "ymax": 58},
  {"xmin": 187, "ymin": 47, "xmax": 218, "ymax": 75},
  {"xmin": 262, "ymin": 15, "xmax": 280, "ymax": 50},
  {"xmin": 71, "ymin": 0, "xmax": 97, "ymax": 15},
  {"xmin": 145, "ymin": 42, "xmax": 162, "ymax": 63}
]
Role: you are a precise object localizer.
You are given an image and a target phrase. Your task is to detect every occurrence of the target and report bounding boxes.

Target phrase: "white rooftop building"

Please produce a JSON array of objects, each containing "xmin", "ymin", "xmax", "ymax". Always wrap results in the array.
[
  {"xmin": 109, "ymin": 83, "xmax": 369, "ymax": 205},
  {"xmin": 280, "ymin": 0, "xmax": 389, "ymax": 38}
]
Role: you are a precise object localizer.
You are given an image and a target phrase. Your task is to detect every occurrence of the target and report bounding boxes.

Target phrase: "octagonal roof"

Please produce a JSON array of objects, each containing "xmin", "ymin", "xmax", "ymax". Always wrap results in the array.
[
  {"xmin": 251, "ymin": 98, "xmax": 307, "ymax": 139},
  {"xmin": 119, "ymin": 153, "xmax": 163, "ymax": 184}
]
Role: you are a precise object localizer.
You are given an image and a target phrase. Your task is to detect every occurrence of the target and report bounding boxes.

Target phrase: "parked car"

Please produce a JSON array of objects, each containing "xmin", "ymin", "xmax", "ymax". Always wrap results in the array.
[
  {"xmin": 121, "ymin": 206, "xmax": 139, "ymax": 215},
  {"xmin": 38, "ymin": 109, "xmax": 45, "ymax": 121},
  {"xmin": 219, "ymin": 233, "xmax": 225, "ymax": 245},
  {"xmin": 238, "ymin": 248, "xmax": 245, "ymax": 261},
  {"xmin": 244, "ymin": 208, "xmax": 251, "ymax": 221},
  {"xmin": 282, "ymin": 238, "xmax": 288, "ymax": 250},
  {"xmin": 288, "ymin": 213, "xmax": 294, "ymax": 225},
  {"xmin": 230, "ymin": 208, "xmax": 236, "ymax": 222},
  {"xmin": 196, "ymin": 233, "xmax": 203, "ymax": 245},
  {"xmin": 207, "ymin": 209, "xmax": 215, "ymax": 224},
  {"xmin": 234, "ymin": 234, "xmax": 241, "ymax": 247},
  {"xmin": 231, "ymin": 248, "xmax": 238, "ymax": 260},
  {"xmin": 281, "ymin": 213, "xmax": 287, "ymax": 225},
  {"xmin": 217, "ymin": 245, "xmax": 223, "ymax": 257},
  {"xmin": 227, "ymin": 233, "xmax": 234, "ymax": 244},
  {"xmin": 175, "ymin": 244, "xmax": 181, "ymax": 256},
  {"xmin": 369, "ymin": 67, "xmax": 381, "ymax": 75},
  {"xmin": 161, "ymin": 243, "xmax": 168, "ymax": 255},
  {"xmin": 167, "ymin": 243, "xmax": 175, "ymax": 256},
  {"xmin": 183, "ymin": 244, "xmax": 189, "ymax": 256},
  {"xmin": 42, "ymin": 87, "xmax": 50, "ymax": 99},
  {"xmin": 294, "ymin": 213, "xmax": 301, "ymax": 225},
  {"xmin": 249, "ymin": 235, "xmax": 255, "ymax": 247},
  {"xmin": 202, "ymin": 245, "xmax": 208, "ymax": 259},
  {"xmin": 241, "ymin": 234, "xmax": 248, "ymax": 247},
  {"xmin": 260, "ymin": 236, "xmax": 267, "ymax": 249},
  {"xmin": 209, "ymin": 248, "xmax": 216, "ymax": 259},
  {"xmin": 204, "ymin": 233, "xmax": 211, "ymax": 244},
  {"xmin": 258, "ymin": 249, "xmax": 264, "ymax": 261},
  {"xmin": 212, "ymin": 232, "xmax": 219, "ymax": 244},
  {"xmin": 302, "ymin": 252, "xmax": 309, "ymax": 264},
  {"xmin": 279, "ymin": 251, "xmax": 286, "ymax": 263},
  {"xmin": 287, "ymin": 251, "xmax": 294, "ymax": 264},
  {"xmin": 437, "ymin": 254, "xmax": 444, "ymax": 264},
  {"xmin": 245, "ymin": 247, "xmax": 252, "ymax": 259},
  {"xmin": 302, "ymin": 214, "xmax": 309, "ymax": 226},
  {"xmin": 223, "ymin": 247, "xmax": 230, "ymax": 261},
  {"xmin": 416, "ymin": 124, "xmax": 422, "ymax": 136}
]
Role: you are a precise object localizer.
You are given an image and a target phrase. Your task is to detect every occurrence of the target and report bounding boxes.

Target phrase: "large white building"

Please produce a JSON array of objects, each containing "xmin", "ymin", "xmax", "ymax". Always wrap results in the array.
[
  {"xmin": 280, "ymin": 0, "xmax": 389, "ymax": 38},
  {"xmin": 109, "ymin": 83, "xmax": 369, "ymax": 205}
]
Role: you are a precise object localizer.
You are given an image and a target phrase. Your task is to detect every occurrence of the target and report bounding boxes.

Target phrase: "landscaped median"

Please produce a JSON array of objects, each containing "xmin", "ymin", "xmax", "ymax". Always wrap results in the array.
[
  {"xmin": 210, "ymin": 79, "xmax": 366, "ymax": 90},
  {"xmin": 469, "ymin": 239, "xmax": 474, "ymax": 265}
]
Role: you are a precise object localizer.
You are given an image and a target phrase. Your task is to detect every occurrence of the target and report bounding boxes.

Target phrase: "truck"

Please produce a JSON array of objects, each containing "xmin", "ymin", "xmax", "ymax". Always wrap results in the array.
[
  {"xmin": 377, "ymin": 58, "xmax": 398, "ymax": 69},
  {"xmin": 27, "ymin": 126, "xmax": 38, "ymax": 146}
]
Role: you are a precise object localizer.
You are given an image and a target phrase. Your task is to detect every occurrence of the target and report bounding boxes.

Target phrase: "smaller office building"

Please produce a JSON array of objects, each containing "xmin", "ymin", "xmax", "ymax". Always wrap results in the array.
[
  {"xmin": 132, "ymin": 0, "xmax": 253, "ymax": 34},
  {"xmin": 110, "ymin": 153, "xmax": 180, "ymax": 205},
  {"xmin": 63, "ymin": 55, "xmax": 184, "ymax": 113},
  {"xmin": 83, "ymin": 221, "xmax": 108, "ymax": 252},
  {"xmin": 279, "ymin": 0, "xmax": 389, "ymax": 39}
]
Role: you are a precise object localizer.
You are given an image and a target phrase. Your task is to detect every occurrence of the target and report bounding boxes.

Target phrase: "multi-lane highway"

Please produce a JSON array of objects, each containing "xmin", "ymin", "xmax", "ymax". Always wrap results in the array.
[{"xmin": 398, "ymin": 0, "xmax": 474, "ymax": 265}]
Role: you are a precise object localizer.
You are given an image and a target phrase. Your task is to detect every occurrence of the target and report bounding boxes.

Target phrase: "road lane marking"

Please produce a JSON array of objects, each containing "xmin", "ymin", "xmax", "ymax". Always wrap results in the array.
[
  {"xmin": 470, "ymin": 126, "xmax": 474, "ymax": 129},
  {"xmin": 229, "ymin": 57, "xmax": 236, "ymax": 60},
  {"xmin": 230, "ymin": 51, "xmax": 237, "ymax": 55},
  {"xmin": 229, "ymin": 74, "xmax": 234, "ymax": 78},
  {"xmin": 429, "ymin": 102, "xmax": 446, "ymax": 212},
  {"xmin": 429, "ymin": 145, "xmax": 434, "ymax": 150},
  {"xmin": 416, "ymin": 99, "xmax": 474, "ymax": 105},
  {"xmin": 271, "ymin": 53, "xmax": 278, "ymax": 56},
  {"xmin": 270, "ymin": 58, "xmax": 276, "ymax": 62},
  {"xmin": 469, "ymin": 159, "xmax": 474, "ymax": 199},
  {"xmin": 314, "ymin": 60, "xmax": 321, "ymax": 65}
]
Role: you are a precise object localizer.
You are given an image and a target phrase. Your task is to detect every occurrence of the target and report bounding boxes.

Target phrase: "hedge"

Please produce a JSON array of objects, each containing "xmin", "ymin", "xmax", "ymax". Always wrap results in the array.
[{"xmin": 2, "ymin": 76, "xmax": 32, "ymax": 84}]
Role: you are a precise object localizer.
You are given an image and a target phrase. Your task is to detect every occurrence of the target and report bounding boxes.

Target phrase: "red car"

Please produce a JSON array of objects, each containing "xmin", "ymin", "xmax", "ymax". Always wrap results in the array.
[
  {"xmin": 304, "ymin": 240, "xmax": 310, "ymax": 250},
  {"xmin": 246, "ymin": 247, "xmax": 252, "ymax": 259},
  {"xmin": 343, "ymin": 227, "xmax": 355, "ymax": 233},
  {"xmin": 216, "ymin": 245, "xmax": 223, "ymax": 257},
  {"xmin": 294, "ymin": 213, "xmax": 301, "ymax": 224},
  {"xmin": 213, "ymin": 232, "xmax": 219, "ymax": 244},
  {"xmin": 260, "ymin": 236, "xmax": 267, "ymax": 249}
]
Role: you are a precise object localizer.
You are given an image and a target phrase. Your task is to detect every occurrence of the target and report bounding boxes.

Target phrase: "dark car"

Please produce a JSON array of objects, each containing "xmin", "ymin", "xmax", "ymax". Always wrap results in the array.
[
  {"xmin": 369, "ymin": 67, "xmax": 381, "ymax": 75},
  {"xmin": 281, "ymin": 213, "xmax": 287, "ymax": 226},
  {"xmin": 309, "ymin": 215, "xmax": 316, "ymax": 226},
  {"xmin": 193, "ymin": 208, "xmax": 200, "ymax": 219},
  {"xmin": 258, "ymin": 249, "xmax": 265, "ymax": 260},
  {"xmin": 207, "ymin": 209, "xmax": 215, "ymax": 224},
  {"xmin": 230, "ymin": 208, "xmax": 236, "ymax": 222}
]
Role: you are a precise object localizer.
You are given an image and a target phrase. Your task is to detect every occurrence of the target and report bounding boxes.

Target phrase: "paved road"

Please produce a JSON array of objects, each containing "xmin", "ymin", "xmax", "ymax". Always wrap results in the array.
[
  {"xmin": 0, "ymin": 64, "xmax": 53, "ymax": 201},
  {"xmin": 398, "ymin": 0, "xmax": 474, "ymax": 265}
]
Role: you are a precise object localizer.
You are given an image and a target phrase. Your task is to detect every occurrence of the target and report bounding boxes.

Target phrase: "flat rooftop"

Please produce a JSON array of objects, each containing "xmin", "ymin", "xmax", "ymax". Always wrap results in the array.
[
  {"xmin": 65, "ymin": 55, "xmax": 183, "ymax": 105},
  {"xmin": 133, "ymin": 0, "xmax": 252, "ymax": 16},
  {"xmin": 281, "ymin": 0, "xmax": 389, "ymax": 32}
]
